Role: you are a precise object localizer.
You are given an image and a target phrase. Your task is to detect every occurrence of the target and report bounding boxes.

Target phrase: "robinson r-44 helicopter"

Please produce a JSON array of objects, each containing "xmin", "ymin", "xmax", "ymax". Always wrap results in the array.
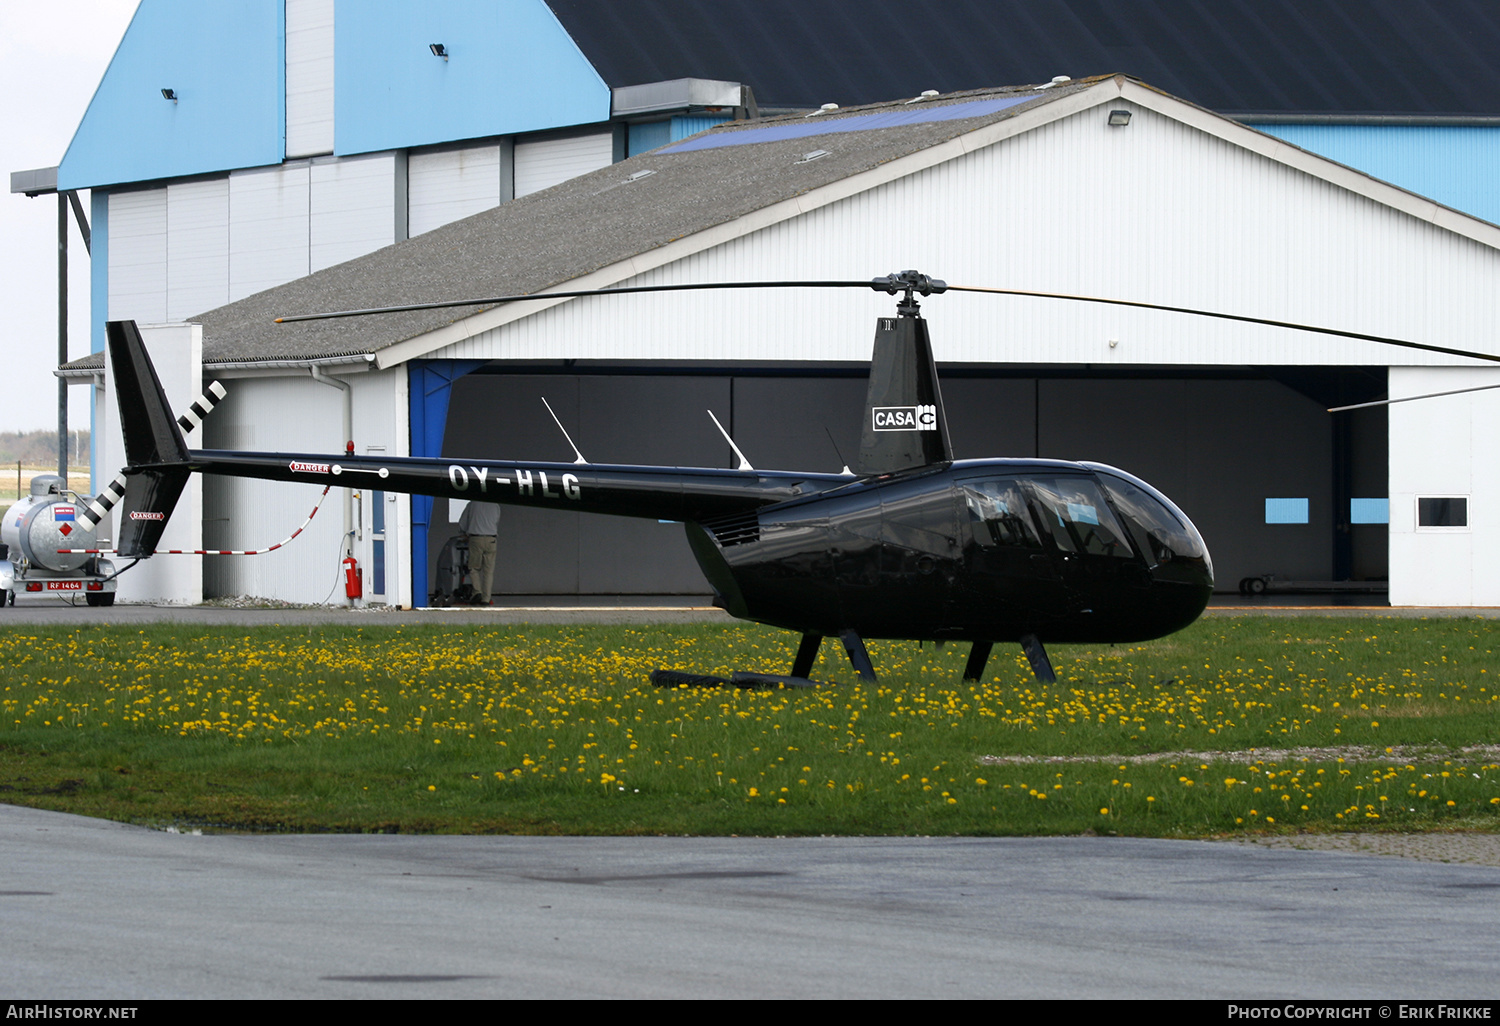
[
  {"xmin": 93, "ymin": 270, "xmax": 1222, "ymax": 686},
  {"xmin": 96, "ymin": 267, "xmax": 1499, "ymax": 686}
]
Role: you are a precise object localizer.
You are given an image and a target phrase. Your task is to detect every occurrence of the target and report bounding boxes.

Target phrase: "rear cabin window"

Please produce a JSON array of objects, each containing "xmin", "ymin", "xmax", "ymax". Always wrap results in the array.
[{"xmin": 962, "ymin": 479, "xmax": 1043, "ymax": 549}]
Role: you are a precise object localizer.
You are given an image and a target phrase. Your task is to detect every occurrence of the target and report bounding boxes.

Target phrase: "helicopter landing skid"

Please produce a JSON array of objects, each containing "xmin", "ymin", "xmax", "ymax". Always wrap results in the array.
[{"xmin": 650, "ymin": 669, "xmax": 824, "ymax": 690}]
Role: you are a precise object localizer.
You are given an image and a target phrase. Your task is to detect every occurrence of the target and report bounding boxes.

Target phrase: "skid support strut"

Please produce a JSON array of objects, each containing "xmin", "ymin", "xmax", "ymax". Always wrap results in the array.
[
  {"xmin": 963, "ymin": 641, "xmax": 993, "ymax": 682},
  {"xmin": 839, "ymin": 629, "xmax": 877, "ymax": 682},
  {"xmin": 1019, "ymin": 633, "xmax": 1056, "ymax": 683},
  {"xmin": 791, "ymin": 633, "xmax": 823, "ymax": 679}
]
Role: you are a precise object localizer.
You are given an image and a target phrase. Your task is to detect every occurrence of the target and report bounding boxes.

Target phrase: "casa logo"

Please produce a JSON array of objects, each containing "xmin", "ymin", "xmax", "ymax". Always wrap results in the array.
[
  {"xmin": 129, "ymin": 511, "xmax": 165, "ymax": 521},
  {"xmin": 872, "ymin": 404, "xmax": 938, "ymax": 431},
  {"xmin": 290, "ymin": 461, "xmax": 331, "ymax": 474}
]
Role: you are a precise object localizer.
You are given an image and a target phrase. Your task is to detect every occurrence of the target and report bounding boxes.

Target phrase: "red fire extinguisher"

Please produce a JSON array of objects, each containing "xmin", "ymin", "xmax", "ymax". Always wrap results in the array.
[{"xmin": 343, "ymin": 556, "xmax": 363, "ymax": 599}]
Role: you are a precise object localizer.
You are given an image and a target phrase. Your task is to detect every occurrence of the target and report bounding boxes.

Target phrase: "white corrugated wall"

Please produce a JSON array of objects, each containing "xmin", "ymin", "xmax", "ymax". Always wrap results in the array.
[
  {"xmin": 310, "ymin": 152, "xmax": 402, "ymax": 272},
  {"xmin": 434, "ymin": 102, "xmax": 1500, "ymax": 370},
  {"xmin": 107, "ymin": 153, "xmax": 406, "ymax": 317},
  {"xmin": 106, "ymin": 187, "xmax": 168, "ymax": 323},
  {"xmin": 202, "ymin": 366, "xmax": 411, "ymax": 607},
  {"xmin": 228, "ymin": 163, "xmax": 312, "ymax": 302},
  {"xmin": 285, "ymin": 0, "xmax": 336, "ymax": 159},
  {"xmin": 514, "ymin": 129, "xmax": 613, "ymax": 198},
  {"xmin": 1388, "ymin": 366, "xmax": 1500, "ymax": 605},
  {"xmin": 408, "ymin": 143, "xmax": 503, "ymax": 237},
  {"xmin": 165, "ymin": 178, "xmax": 230, "ymax": 320}
]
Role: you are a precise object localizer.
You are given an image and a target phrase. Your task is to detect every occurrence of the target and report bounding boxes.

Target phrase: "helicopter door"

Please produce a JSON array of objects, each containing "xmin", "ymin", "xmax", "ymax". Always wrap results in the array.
[
  {"xmin": 957, "ymin": 476, "xmax": 1069, "ymax": 633},
  {"xmin": 1021, "ymin": 475, "xmax": 1144, "ymax": 620},
  {"xmin": 877, "ymin": 472, "xmax": 961, "ymax": 635}
]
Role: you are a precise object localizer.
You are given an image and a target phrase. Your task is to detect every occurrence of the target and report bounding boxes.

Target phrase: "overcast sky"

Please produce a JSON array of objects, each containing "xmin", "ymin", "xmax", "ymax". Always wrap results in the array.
[{"xmin": 1, "ymin": 1, "xmax": 140, "ymax": 434}]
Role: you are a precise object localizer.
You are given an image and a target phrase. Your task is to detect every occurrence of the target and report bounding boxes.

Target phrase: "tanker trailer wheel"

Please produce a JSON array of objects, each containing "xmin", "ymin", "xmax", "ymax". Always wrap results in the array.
[
  {"xmin": 85, "ymin": 592, "xmax": 114, "ymax": 607},
  {"xmin": 0, "ymin": 589, "xmax": 8, "ymax": 608}
]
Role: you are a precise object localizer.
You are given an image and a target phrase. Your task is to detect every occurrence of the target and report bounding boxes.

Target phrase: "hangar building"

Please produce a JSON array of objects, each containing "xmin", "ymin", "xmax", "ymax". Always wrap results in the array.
[
  {"xmin": 30, "ymin": 1, "xmax": 1500, "ymax": 607},
  {"xmin": 64, "ymin": 76, "xmax": 1500, "ymax": 609}
]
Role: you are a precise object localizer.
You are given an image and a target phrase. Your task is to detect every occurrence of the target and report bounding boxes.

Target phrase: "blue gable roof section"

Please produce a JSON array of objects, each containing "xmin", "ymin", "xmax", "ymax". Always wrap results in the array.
[
  {"xmin": 57, "ymin": 0, "xmax": 284, "ymax": 191},
  {"xmin": 335, "ymin": 0, "xmax": 610, "ymax": 156},
  {"xmin": 543, "ymin": 0, "xmax": 1500, "ymax": 116}
]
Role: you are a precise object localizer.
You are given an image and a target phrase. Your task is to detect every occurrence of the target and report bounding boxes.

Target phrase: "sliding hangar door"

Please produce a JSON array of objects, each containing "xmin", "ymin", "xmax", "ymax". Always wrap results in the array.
[{"xmin": 425, "ymin": 363, "xmax": 1387, "ymax": 599}]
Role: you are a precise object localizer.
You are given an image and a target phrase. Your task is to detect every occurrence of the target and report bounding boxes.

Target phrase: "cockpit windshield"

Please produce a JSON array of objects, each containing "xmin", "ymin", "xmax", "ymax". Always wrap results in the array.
[{"xmin": 1088, "ymin": 465, "xmax": 1211, "ymax": 576}]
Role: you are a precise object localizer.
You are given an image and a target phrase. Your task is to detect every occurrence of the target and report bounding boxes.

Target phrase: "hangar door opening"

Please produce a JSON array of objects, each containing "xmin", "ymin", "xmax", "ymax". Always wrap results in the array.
[{"xmin": 425, "ymin": 363, "xmax": 1386, "ymax": 600}]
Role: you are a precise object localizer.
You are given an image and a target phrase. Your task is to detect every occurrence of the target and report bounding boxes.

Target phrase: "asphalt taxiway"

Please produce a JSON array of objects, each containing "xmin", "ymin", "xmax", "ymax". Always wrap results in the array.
[{"xmin": 3, "ymin": 803, "xmax": 1498, "ymax": 1000}]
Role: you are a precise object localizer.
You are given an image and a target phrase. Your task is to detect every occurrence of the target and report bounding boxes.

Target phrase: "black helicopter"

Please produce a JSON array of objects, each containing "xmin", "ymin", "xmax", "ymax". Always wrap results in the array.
[{"xmin": 97, "ymin": 270, "xmax": 1218, "ymax": 685}]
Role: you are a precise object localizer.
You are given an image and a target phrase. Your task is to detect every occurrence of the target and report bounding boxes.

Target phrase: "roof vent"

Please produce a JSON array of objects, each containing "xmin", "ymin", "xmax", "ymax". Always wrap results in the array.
[
  {"xmin": 905, "ymin": 90, "xmax": 941, "ymax": 104},
  {"xmin": 1034, "ymin": 75, "xmax": 1072, "ymax": 91},
  {"xmin": 806, "ymin": 103, "xmax": 840, "ymax": 117},
  {"xmin": 795, "ymin": 149, "xmax": 829, "ymax": 163},
  {"xmin": 626, "ymin": 169, "xmax": 656, "ymax": 182}
]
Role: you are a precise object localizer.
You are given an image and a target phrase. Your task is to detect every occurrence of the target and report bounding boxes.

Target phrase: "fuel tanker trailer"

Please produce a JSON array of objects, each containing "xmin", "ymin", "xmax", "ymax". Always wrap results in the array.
[{"xmin": 0, "ymin": 474, "xmax": 118, "ymax": 606}]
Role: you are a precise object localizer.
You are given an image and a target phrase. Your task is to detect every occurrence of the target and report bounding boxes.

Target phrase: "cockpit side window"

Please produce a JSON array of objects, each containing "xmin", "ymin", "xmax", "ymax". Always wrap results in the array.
[
  {"xmin": 1025, "ymin": 476, "xmax": 1136, "ymax": 559},
  {"xmin": 962, "ymin": 479, "xmax": 1044, "ymax": 550}
]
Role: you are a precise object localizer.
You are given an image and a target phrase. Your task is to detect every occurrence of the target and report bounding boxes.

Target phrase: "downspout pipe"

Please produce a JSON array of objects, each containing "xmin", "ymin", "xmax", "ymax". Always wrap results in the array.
[{"xmin": 310, "ymin": 365, "xmax": 355, "ymax": 605}]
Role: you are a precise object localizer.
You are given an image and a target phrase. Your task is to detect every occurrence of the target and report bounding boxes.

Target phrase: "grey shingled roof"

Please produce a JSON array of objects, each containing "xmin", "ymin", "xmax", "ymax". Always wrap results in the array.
[{"xmin": 64, "ymin": 79, "xmax": 1097, "ymax": 373}]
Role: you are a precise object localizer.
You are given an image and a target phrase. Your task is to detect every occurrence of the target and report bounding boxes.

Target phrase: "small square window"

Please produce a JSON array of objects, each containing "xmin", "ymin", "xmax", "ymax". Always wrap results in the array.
[
  {"xmin": 1417, "ymin": 496, "xmax": 1467, "ymax": 528},
  {"xmin": 1350, "ymin": 498, "xmax": 1389, "ymax": 525},
  {"xmin": 1265, "ymin": 498, "xmax": 1309, "ymax": 524}
]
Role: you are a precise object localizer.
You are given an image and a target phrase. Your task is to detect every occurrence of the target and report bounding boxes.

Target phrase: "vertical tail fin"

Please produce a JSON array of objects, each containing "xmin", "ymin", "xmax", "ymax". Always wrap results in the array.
[
  {"xmin": 105, "ymin": 320, "xmax": 194, "ymax": 558},
  {"xmin": 855, "ymin": 313, "xmax": 953, "ymax": 474},
  {"xmin": 108, "ymin": 320, "xmax": 190, "ymax": 467}
]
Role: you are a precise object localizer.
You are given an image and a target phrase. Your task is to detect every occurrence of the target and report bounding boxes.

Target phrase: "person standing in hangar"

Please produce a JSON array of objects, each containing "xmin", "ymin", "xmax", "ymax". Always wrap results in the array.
[{"xmin": 458, "ymin": 500, "xmax": 501, "ymax": 605}]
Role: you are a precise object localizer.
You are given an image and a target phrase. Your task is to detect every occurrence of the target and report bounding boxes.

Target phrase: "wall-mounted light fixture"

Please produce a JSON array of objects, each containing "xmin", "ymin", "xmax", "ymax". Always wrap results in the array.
[
  {"xmin": 1107, "ymin": 109, "xmax": 1132, "ymax": 127},
  {"xmin": 429, "ymin": 43, "xmax": 448, "ymax": 60},
  {"xmin": 161, "ymin": 88, "xmax": 178, "ymax": 102}
]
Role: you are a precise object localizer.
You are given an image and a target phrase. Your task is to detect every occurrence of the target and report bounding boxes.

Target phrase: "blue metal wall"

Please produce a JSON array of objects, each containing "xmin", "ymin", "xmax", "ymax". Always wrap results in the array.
[
  {"xmin": 627, "ymin": 114, "xmax": 730, "ymax": 156},
  {"xmin": 1257, "ymin": 124, "xmax": 1500, "ymax": 225},
  {"xmin": 58, "ymin": 0, "xmax": 285, "ymax": 191},
  {"xmin": 334, "ymin": 0, "xmax": 610, "ymax": 156},
  {"xmin": 408, "ymin": 359, "xmax": 486, "ymax": 606}
]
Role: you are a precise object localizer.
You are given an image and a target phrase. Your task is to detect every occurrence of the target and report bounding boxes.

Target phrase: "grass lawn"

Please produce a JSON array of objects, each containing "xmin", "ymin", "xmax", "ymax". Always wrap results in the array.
[{"xmin": 1, "ymin": 616, "xmax": 1496, "ymax": 836}]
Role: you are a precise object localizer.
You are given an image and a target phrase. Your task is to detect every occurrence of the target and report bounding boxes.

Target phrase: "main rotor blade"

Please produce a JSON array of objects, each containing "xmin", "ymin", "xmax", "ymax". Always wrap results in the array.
[
  {"xmin": 276, "ymin": 274, "xmax": 1500, "ymax": 369},
  {"xmin": 947, "ymin": 285, "xmax": 1500, "ymax": 365},
  {"xmin": 1329, "ymin": 380, "xmax": 1500, "ymax": 412},
  {"xmin": 275, "ymin": 280, "xmax": 879, "ymax": 323}
]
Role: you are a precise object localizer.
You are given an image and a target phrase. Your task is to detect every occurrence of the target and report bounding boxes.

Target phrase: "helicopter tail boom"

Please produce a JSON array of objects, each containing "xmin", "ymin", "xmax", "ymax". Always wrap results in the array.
[
  {"xmin": 185, "ymin": 449, "xmax": 834, "ymax": 525},
  {"xmin": 101, "ymin": 318, "xmax": 848, "ymax": 557}
]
